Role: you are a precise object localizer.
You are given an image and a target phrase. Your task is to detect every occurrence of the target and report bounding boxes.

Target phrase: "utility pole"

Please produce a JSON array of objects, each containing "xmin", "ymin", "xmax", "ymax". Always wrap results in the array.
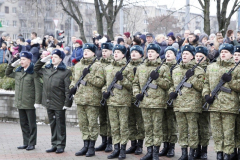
[{"xmin": 185, "ymin": 0, "xmax": 190, "ymax": 30}]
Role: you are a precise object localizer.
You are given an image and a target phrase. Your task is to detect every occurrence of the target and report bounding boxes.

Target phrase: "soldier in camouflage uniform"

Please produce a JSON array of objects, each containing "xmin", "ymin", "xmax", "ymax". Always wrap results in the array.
[
  {"xmin": 159, "ymin": 46, "xmax": 178, "ymax": 158},
  {"xmin": 95, "ymin": 42, "xmax": 113, "ymax": 152},
  {"xmin": 102, "ymin": 44, "xmax": 134, "ymax": 159},
  {"xmin": 69, "ymin": 43, "xmax": 105, "ymax": 157},
  {"xmin": 203, "ymin": 43, "xmax": 240, "ymax": 160},
  {"xmin": 169, "ymin": 45, "xmax": 205, "ymax": 160},
  {"xmin": 133, "ymin": 43, "xmax": 172, "ymax": 160},
  {"xmin": 193, "ymin": 46, "xmax": 210, "ymax": 159},
  {"xmin": 125, "ymin": 45, "xmax": 145, "ymax": 155}
]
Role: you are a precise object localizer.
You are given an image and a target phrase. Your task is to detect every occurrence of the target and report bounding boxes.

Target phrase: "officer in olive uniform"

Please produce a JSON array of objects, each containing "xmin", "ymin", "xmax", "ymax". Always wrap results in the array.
[{"xmin": 5, "ymin": 51, "xmax": 42, "ymax": 151}]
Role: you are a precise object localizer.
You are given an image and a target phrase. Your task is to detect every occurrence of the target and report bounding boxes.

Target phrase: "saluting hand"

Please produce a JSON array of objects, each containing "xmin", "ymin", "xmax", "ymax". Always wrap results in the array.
[
  {"xmin": 11, "ymin": 59, "xmax": 21, "ymax": 67},
  {"xmin": 41, "ymin": 55, "xmax": 52, "ymax": 63}
]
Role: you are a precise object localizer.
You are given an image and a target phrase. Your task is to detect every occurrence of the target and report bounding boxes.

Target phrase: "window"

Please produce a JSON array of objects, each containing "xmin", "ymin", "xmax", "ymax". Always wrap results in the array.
[
  {"xmin": 20, "ymin": 21, "xmax": 26, "ymax": 27},
  {"xmin": 144, "ymin": 19, "xmax": 148, "ymax": 24},
  {"xmin": 5, "ymin": 20, "xmax": 8, "ymax": 26},
  {"xmin": 144, "ymin": 28, "xmax": 148, "ymax": 32},
  {"xmin": 13, "ymin": 34, "xmax": 17, "ymax": 40},
  {"xmin": 75, "ymin": 25, "xmax": 78, "ymax": 32},
  {"xmin": 12, "ymin": 7, "xmax": 17, "ymax": 13},
  {"xmin": 38, "ymin": 23, "xmax": 41, "ymax": 29},
  {"xmin": 13, "ymin": 20, "xmax": 17, "ymax": 27},
  {"xmin": 5, "ymin": 6, "xmax": 9, "ymax": 13},
  {"xmin": 144, "ymin": 10, "xmax": 148, "ymax": 15},
  {"xmin": 31, "ymin": 22, "xmax": 35, "ymax": 28}
]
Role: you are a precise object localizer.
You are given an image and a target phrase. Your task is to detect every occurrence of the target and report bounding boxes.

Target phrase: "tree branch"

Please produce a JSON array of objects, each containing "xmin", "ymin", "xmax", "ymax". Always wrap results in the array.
[{"xmin": 198, "ymin": 0, "xmax": 204, "ymax": 8}]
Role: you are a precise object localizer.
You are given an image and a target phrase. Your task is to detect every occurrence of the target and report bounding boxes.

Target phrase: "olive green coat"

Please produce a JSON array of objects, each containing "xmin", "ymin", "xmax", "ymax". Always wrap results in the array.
[{"xmin": 5, "ymin": 63, "xmax": 42, "ymax": 109}]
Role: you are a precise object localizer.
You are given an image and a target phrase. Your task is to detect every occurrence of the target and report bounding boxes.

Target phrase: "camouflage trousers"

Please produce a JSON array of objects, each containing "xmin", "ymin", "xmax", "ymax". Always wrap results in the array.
[
  {"xmin": 198, "ymin": 111, "xmax": 210, "ymax": 147},
  {"xmin": 128, "ymin": 104, "xmax": 145, "ymax": 141},
  {"xmin": 77, "ymin": 105, "xmax": 99, "ymax": 141},
  {"xmin": 99, "ymin": 104, "xmax": 111, "ymax": 137},
  {"xmin": 235, "ymin": 114, "xmax": 240, "ymax": 148},
  {"xmin": 175, "ymin": 112, "xmax": 199, "ymax": 149},
  {"xmin": 108, "ymin": 106, "xmax": 129, "ymax": 145},
  {"xmin": 210, "ymin": 112, "xmax": 236, "ymax": 154},
  {"xmin": 162, "ymin": 107, "xmax": 178, "ymax": 143},
  {"xmin": 141, "ymin": 108, "xmax": 164, "ymax": 147}
]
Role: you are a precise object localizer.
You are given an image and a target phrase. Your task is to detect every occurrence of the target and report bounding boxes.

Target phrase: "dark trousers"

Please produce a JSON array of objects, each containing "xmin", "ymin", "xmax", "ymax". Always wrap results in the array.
[
  {"xmin": 47, "ymin": 109, "xmax": 66, "ymax": 149},
  {"xmin": 18, "ymin": 109, "xmax": 37, "ymax": 146}
]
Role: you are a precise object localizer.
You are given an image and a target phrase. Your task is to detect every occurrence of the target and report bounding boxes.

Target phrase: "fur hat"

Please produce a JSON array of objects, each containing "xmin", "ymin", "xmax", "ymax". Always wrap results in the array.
[
  {"xmin": 52, "ymin": 49, "xmax": 65, "ymax": 60},
  {"xmin": 181, "ymin": 45, "xmax": 196, "ymax": 56},
  {"xmin": 113, "ymin": 44, "xmax": 127, "ymax": 55},
  {"xmin": 130, "ymin": 45, "xmax": 144, "ymax": 56},
  {"xmin": 147, "ymin": 43, "xmax": 161, "ymax": 54},
  {"xmin": 234, "ymin": 45, "xmax": 240, "ymax": 53},
  {"xmin": 195, "ymin": 46, "xmax": 208, "ymax": 56},
  {"xmin": 20, "ymin": 51, "xmax": 33, "ymax": 60},
  {"xmin": 101, "ymin": 42, "xmax": 113, "ymax": 50},
  {"xmin": 164, "ymin": 46, "xmax": 177, "ymax": 56},
  {"xmin": 219, "ymin": 43, "xmax": 234, "ymax": 54},
  {"xmin": 83, "ymin": 43, "xmax": 97, "ymax": 53}
]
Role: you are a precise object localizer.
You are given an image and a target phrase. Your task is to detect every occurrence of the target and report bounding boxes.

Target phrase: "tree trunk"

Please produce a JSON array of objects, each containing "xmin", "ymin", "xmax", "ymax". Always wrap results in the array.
[
  {"xmin": 203, "ymin": 0, "xmax": 210, "ymax": 35},
  {"xmin": 107, "ymin": 22, "xmax": 114, "ymax": 40},
  {"xmin": 78, "ymin": 22, "xmax": 87, "ymax": 43},
  {"xmin": 94, "ymin": 0, "xmax": 103, "ymax": 36}
]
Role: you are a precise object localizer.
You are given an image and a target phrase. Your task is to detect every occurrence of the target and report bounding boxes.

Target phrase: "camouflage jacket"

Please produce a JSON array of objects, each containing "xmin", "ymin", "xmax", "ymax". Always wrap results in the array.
[
  {"xmin": 133, "ymin": 58, "xmax": 172, "ymax": 108},
  {"xmin": 171, "ymin": 60, "xmax": 205, "ymax": 113},
  {"xmin": 202, "ymin": 58, "xmax": 240, "ymax": 114},
  {"xmin": 103, "ymin": 58, "xmax": 134, "ymax": 107},
  {"xmin": 166, "ymin": 59, "xmax": 177, "ymax": 107},
  {"xmin": 70, "ymin": 56, "xmax": 105, "ymax": 106}
]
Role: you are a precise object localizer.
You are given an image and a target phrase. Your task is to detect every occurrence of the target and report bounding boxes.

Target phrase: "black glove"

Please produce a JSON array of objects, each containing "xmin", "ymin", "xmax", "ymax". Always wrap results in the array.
[
  {"xmin": 185, "ymin": 69, "xmax": 194, "ymax": 78},
  {"xmin": 205, "ymin": 95, "xmax": 214, "ymax": 104},
  {"xmin": 136, "ymin": 93, "xmax": 144, "ymax": 101},
  {"xmin": 133, "ymin": 67, "xmax": 137, "ymax": 75},
  {"xmin": 115, "ymin": 71, "xmax": 123, "ymax": 81},
  {"xmin": 221, "ymin": 73, "xmax": 232, "ymax": 82},
  {"xmin": 69, "ymin": 87, "xmax": 77, "ymax": 95},
  {"xmin": 103, "ymin": 91, "xmax": 110, "ymax": 99},
  {"xmin": 82, "ymin": 68, "xmax": 90, "ymax": 77},
  {"xmin": 169, "ymin": 92, "xmax": 178, "ymax": 99},
  {"xmin": 150, "ymin": 70, "xmax": 159, "ymax": 80}
]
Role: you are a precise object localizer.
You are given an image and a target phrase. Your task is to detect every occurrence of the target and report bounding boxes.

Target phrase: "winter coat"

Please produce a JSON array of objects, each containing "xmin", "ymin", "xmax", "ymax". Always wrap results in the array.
[
  {"xmin": 71, "ymin": 46, "xmax": 83, "ymax": 62},
  {"xmin": 70, "ymin": 56, "xmax": 105, "ymax": 106},
  {"xmin": 156, "ymin": 41, "xmax": 168, "ymax": 60},
  {"xmin": 63, "ymin": 53, "xmax": 72, "ymax": 67},
  {"xmin": 202, "ymin": 58, "xmax": 240, "ymax": 114},
  {"xmin": 170, "ymin": 60, "xmax": 205, "ymax": 113},
  {"xmin": 95, "ymin": 47, "xmax": 102, "ymax": 59},
  {"xmin": 0, "ymin": 37, "xmax": 4, "ymax": 48},
  {"xmin": 103, "ymin": 58, "xmax": 134, "ymax": 107},
  {"xmin": 34, "ymin": 59, "xmax": 72, "ymax": 110},
  {"xmin": 0, "ymin": 48, "xmax": 12, "ymax": 64},
  {"xmin": 133, "ymin": 58, "xmax": 171, "ymax": 108},
  {"xmin": 30, "ymin": 44, "xmax": 40, "ymax": 64},
  {"xmin": 5, "ymin": 63, "xmax": 42, "ymax": 109}
]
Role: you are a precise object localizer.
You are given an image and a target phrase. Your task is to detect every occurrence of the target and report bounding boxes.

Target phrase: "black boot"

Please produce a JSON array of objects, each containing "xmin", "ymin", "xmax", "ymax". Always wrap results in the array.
[
  {"xmin": 188, "ymin": 148, "xmax": 195, "ymax": 160},
  {"xmin": 178, "ymin": 148, "xmax": 188, "ymax": 160},
  {"xmin": 166, "ymin": 143, "xmax": 175, "ymax": 157},
  {"xmin": 224, "ymin": 154, "xmax": 230, "ymax": 160},
  {"xmin": 75, "ymin": 140, "xmax": 89, "ymax": 156},
  {"xmin": 126, "ymin": 140, "xmax": 137, "ymax": 154},
  {"xmin": 194, "ymin": 145, "xmax": 201, "ymax": 159},
  {"xmin": 95, "ymin": 136, "xmax": 107, "ymax": 151},
  {"xmin": 201, "ymin": 146, "xmax": 208, "ymax": 160},
  {"xmin": 118, "ymin": 144, "xmax": 127, "ymax": 159},
  {"xmin": 135, "ymin": 139, "xmax": 143, "ymax": 155},
  {"xmin": 86, "ymin": 140, "xmax": 96, "ymax": 157},
  {"xmin": 153, "ymin": 146, "xmax": 160, "ymax": 160},
  {"xmin": 105, "ymin": 137, "xmax": 113, "ymax": 152},
  {"xmin": 140, "ymin": 146, "xmax": 153, "ymax": 160},
  {"xmin": 107, "ymin": 143, "xmax": 120, "ymax": 159},
  {"xmin": 158, "ymin": 142, "xmax": 169, "ymax": 156},
  {"xmin": 230, "ymin": 148, "xmax": 238, "ymax": 160},
  {"xmin": 217, "ymin": 152, "xmax": 223, "ymax": 160}
]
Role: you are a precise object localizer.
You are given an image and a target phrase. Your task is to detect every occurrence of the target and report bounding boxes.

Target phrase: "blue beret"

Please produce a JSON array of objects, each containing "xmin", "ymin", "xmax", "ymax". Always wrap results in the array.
[
  {"xmin": 147, "ymin": 43, "xmax": 161, "ymax": 54},
  {"xmin": 164, "ymin": 46, "xmax": 177, "ymax": 56},
  {"xmin": 101, "ymin": 42, "xmax": 113, "ymax": 50},
  {"xmin": 52, "ymin": 49, "xmax": 65, "ymax": 60},
  {"xmin": 219, "ymin": 43, "xmax": 234, "ymax": 54},
  {"xmin": 181, "ymin": 45, "xmax": 196, "ymax": 56},
  {"xmin": 113, "ymin": 44, "xmax": 127, "ymax": 55},
  {"xmin": 130, "ymin": 45, "xmax": 144, "ymax": 56},
  {"xmin": 20, "ymin": 51, "xmax": 32, "ymax": 60},
  {"xmin": 83, "ymin": 43, "xmax": 97, "ymax": 53},
  {"xmin": 195, "ymin": 46, "xmax": 208, "ymax": 56}
]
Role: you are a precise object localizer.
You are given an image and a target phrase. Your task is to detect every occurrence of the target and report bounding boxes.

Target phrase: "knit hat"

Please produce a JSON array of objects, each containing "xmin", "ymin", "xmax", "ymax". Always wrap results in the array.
[
  {"xmin": 181, "ymin": 45, "xmax": 196, "ymax": 56},
  {"xmin": 83, "ymin": 43, "xmax": 97, "ymax": 53},
  {"xmin": 99, "ymin": 37, "xmax": 107, "ymax": 44},
  {"xmin": 117, "ymin": 38, "xmax": 124, "ymax": 44},
  {"xmin": 64, "ymin": 46, "xmax": 71, "ymax": 52},
  {"xmin": 26, "ymin": 39, "xmax": 31, "ymax": 45},
  {"xmin": 195, "ymin": 46, "xmax": 208, "ymax": 56},
  {"xmin": 164, "ymin": 46, "xmax": 177, "ymax": 56},
  {"xmin": 52, "ymin": 49, "xmax": 65, "ymax": 60},
  {"xmin": 167, "ymin": 32, "xmax": 174, "ymax": 37},
  {"xmin": 20, "ymin": 51, "xmax": 33, "ymax": 60},
  {"xmin": 124, "ymin": 32, "xmax": 130, "ymax": 38},
  {"xmin": 113, "ymin": 44, "xmax": 127, "ymax": 55},
  {"xmin": 139, "ymin": 34, "xmax": 146, "ymax": 44},
  {"xmin": 219, "ymin": 43, "xmax": 234, "ymax": 54},
  {"xmin": 49, "ymin": 33, "xmax": 54, "ymax": 38},
  {"xmin": 101, "ymin": 42, "xmax": 114, "ymax": 50},
  {"xmin": 194, "ymin": 29, "xmax": 201, "ymax": 35},
  {"xmin": 147, "ymin": 43, "xmax": 161, "ymax": 54},
  {"xmin": 130, "ymin": 45, "xmax": 144, "ymax": 56},
  {"xmin": 235, "ymin": 46, "xmax": 240, "ymax": 53},
  {"xmin": 75, "ymin": 39, "xmax": 83, "ymax": 45}
]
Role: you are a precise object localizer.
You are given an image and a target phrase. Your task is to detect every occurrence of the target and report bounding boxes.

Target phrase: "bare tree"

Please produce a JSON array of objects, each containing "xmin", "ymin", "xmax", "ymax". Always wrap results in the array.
[
  {"xmin": 94, "ymin": 0, "xmax": 104, "ymax": 36},
  {"xmin": 197, "ymin": 0, "xmax": 210, "ymax": 35}
]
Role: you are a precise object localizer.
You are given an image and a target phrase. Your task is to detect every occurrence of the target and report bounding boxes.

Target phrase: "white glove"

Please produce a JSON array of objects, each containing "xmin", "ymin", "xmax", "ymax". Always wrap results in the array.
[
  {"xmin": 34, "ymin": 104, "xmax": 42, "ymax": 109},
  {"xmin": 63, "ymin": 106, "xmax": 69, "ymax": 110},
  {"xmin": 11, "ymin": 59, "xmax": 21, "ymax": 67},
  {"xmin": 41, "ymin": 55, "xmax": 52, "ymax": 63}
]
